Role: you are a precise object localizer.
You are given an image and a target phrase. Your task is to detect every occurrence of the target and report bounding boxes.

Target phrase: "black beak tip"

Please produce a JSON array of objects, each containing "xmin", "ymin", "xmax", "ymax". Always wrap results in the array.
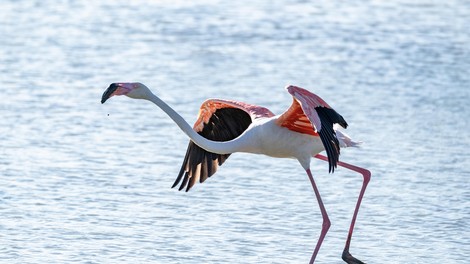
[{"xmin": 101, "ymin": 83, "xmax": 118, "ymax": 104}]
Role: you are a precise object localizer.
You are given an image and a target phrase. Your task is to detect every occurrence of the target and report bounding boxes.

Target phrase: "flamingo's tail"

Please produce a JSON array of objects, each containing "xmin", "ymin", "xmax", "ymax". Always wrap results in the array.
[{"xmin": 334, "ymin": 124, "xmax": 362, "ymax": 148}]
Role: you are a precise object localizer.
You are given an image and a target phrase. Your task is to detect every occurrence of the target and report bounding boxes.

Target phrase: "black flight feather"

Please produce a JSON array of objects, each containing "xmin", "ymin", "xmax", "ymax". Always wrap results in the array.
[
  {"xmin": 173, "ymin": 108, "xmax": 252, "ymax": 191},
  {"xmin": 315, "ymin": 107, "xmax": 348, "ymax": 173}
]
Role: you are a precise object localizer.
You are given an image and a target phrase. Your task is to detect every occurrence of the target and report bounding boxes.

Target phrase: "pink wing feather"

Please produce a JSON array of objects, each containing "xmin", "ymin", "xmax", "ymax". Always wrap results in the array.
[
  {"xmin": 174, "ymin": 99, "xmax": 274, "ymax": 191},
  {"xmin": 194, "ymin": 99, "xmax": 274, "ymax": 131},
  {"xmin": 286, "ymin": 85, "xmax": 332, "ymax": 132},
  {"xmin": 279, "ymin": 85, "xmax": 348, "ymax": 172}
]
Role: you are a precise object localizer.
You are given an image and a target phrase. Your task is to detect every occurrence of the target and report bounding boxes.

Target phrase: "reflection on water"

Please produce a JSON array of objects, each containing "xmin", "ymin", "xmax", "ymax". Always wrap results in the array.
[{"xmin": 1, "ymin": 0, "xmax": 469, "ymax": 263}]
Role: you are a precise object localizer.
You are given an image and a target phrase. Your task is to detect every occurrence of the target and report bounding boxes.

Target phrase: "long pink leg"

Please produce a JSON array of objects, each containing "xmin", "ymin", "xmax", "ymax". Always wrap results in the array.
[
  {"xmin": 306, "ymin": 168, "xmax": 331, "ymax": 264},
  {"xmin": 315, "ymin": 154, "xmax": 371, "ymax": 264}
]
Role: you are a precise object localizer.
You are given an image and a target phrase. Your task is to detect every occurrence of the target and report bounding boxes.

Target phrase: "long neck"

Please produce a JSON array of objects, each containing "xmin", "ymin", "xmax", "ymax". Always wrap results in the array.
[{"xmin": 146, "ymin": 92, "xmax": 243, "ymax": 155}]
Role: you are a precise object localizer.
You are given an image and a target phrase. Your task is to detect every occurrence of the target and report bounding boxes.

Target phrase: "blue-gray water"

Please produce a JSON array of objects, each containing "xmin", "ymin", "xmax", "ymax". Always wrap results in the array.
[{"xmin": 1, "ymin": 1, "xmax": 469, "ymax": 263}]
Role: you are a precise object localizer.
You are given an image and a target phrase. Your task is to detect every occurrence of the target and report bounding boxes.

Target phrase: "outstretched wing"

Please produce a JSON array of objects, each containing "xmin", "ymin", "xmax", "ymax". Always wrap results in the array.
[
  {"xmin": 173, "ymin": 99, "xmax": 274, "ymax": 192},
  {"xmin": 277, "ymin": 85, "xmax": 348, "ymax": 172}
]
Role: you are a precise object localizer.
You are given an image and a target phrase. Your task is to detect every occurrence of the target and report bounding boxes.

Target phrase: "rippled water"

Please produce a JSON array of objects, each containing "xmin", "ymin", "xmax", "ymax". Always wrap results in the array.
[{"xmin": 1, "ymin": 0, "xmax": 469, "ymax": 263}]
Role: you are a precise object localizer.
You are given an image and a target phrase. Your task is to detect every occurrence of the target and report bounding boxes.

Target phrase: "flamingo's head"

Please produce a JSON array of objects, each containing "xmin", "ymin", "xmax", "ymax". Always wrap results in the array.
[{"xmin": 101, "ymin": 82, "xmax": 150, "ymax": 104}]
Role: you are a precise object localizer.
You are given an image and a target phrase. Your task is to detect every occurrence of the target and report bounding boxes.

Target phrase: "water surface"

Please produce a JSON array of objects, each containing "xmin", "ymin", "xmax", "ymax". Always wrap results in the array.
[{"xmin": 1, "ymin": 1, "xmax": 469, "ymax": 263}]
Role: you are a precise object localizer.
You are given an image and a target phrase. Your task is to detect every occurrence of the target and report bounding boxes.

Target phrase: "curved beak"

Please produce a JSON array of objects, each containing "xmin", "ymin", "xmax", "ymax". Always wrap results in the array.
[{"xmin": 101, "ymin": 83, "xmax": 118, "ymax": 104}]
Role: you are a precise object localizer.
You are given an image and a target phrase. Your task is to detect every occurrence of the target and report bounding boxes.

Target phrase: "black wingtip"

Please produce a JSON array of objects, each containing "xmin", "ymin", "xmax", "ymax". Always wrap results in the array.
[
  {"xmin": 314, "ymin": 107, "xmax": 346, "ymax": 173},
  {"xmin": 186, "ymin": 180, "xmax": 195, "ymax": 192},
  {"xmin": 178, "ymin": 174, "xmax": 189, "ymax": 191},
  {"xmin": 171, "ymin": 173, "xmax": 182, "ymax": 189},
  {"xmin": 329, "ymin": 163, "xmax": 338, "ymax": 173}
]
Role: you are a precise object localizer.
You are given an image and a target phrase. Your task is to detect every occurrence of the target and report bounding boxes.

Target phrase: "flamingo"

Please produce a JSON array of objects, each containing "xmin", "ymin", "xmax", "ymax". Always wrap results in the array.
[{"xmin": 101, "ymin": 82, "xmax": 371, "ymax": 264}]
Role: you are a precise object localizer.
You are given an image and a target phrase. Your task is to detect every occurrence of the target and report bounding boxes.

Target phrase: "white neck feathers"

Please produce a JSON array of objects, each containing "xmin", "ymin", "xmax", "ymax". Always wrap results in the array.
[{"xmin": 146, "ymin": 92, "xmax": 245, "ymax": 155}]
